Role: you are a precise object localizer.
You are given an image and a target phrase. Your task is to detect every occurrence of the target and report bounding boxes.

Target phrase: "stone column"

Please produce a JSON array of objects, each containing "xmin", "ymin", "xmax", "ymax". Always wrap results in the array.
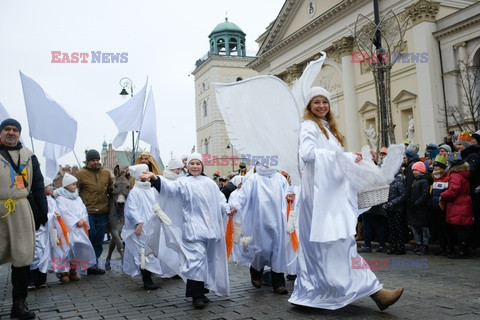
[
  {"xmin": 405, "ymin": 0, "xmax": 443, "ymax": 145},
  {"xmin": 333, "ymin": 36, "xmax": 360, "ymax": 151}
]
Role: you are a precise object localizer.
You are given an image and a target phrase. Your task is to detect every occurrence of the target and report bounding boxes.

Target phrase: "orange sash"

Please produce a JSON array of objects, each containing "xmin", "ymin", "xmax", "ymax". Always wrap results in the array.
[
  {"xmin": 225, "ymin": 216, "xmax": 234, "ymax": 258},
  {"xmin": 56, "ymin": 216, "xmax": 70, "ymax": 246},
  {"xmin": 287, "ymin": 199, "xmax": 299, "ymax": 252}
]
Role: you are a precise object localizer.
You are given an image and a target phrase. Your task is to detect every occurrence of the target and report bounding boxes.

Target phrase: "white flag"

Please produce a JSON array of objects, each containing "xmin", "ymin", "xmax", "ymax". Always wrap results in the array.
[
  {"xmin": 0, "ymin": 101, "xmax": 9, "ymax": 121},
  {"xmin": 43, "ymin": 142, "xmax": 71, "ymax": 179},
  {"xmin": 138, "ymin": 87, "xmax": 160, "ymax": 161},
  {"xmin": 107, "ymin": 80, "xmax": 147, "ymax": 148},
  {"xmin": 19, "ymin": 71, "xmax": 77, "ymax": 149}
]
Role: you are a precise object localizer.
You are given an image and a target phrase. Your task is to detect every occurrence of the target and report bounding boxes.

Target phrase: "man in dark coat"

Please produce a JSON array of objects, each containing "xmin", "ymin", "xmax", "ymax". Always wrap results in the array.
[{"xmin": 0, "ymin": 118, "xmax": 48, "ymax": 319}]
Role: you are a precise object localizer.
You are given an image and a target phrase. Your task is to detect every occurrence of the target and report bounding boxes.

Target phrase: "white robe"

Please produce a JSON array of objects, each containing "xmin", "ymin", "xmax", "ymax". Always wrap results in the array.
[
  {"xmin": 229, "ymin": 169, "xmax": 292, "ymax": 274},
  {"xmin": 56, "ymin": 191, "xmax": 96, "ymax": 272},
  {"xmin": 121, "ymin": 182, "xmax": 163, "ymax": 277},
  {"xmin": 145, "ymin": 171, "xmax": 185, "ymax": 278},
  {"xmin": 157, "ymin": 174, "xmax": 230, "ymax": 297},
  {"xmin": 288, "ymin": 120, "xmax": 382, "ymax": 309},
  {"xmin": 30, "ymin": 197, "xmax": 54, "ymax": 273}
]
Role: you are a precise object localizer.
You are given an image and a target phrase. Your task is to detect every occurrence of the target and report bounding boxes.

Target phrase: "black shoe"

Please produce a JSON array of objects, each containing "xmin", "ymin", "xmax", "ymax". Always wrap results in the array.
[
  {"xmin": 202, "ymin": 296, "xmax": 210, "ymax": 304},
  {"xmin": 251, "ymin": 279, "xmax": 262, "ymax": 288},
  {"xmin": 87, "ymin": 267, "xmax": 106, "ymax": 275},
  {"xmin": 141, "ymin": 270, "xmax": 158, "ymax": 290},
  {"xmin": 274, "ymin": 286, "xmax": 288, "ymax": 295},
  {"xmin": 286, "ymin": 274, "xmax": 297, "ymax": 281},
  {"xmin": 358, "ymin": 246, "xmax": 372, "ymax": 253},
  {"xmin": 192, "ymin": 297, "xmax": 205, "ymax": 309},
  {"xmin": 10, "ymin": 298, "xmax": 35, "ymax": 319}
]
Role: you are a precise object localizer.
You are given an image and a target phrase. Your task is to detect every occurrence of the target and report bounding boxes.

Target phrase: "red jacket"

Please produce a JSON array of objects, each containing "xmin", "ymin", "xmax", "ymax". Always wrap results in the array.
[{"xmin": 440, "ymin": 163, "xmax": 474, "ymax": 225}]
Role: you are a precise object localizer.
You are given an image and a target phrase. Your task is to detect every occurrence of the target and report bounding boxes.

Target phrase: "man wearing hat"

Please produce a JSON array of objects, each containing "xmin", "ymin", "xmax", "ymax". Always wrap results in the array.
[
  {"xmin": 0, "ymin": 118, "xmax": 48, "ymax": 319},
  {"xmin": 75, "ymin": 149, "xmax": 113, "ymax": 274}
]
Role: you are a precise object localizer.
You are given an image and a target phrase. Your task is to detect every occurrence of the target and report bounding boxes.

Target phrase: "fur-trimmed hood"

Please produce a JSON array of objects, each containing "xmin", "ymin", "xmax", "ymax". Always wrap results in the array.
[{"xmin": 448, "ymin": 162, "xmax": 470, "ymax": 173}]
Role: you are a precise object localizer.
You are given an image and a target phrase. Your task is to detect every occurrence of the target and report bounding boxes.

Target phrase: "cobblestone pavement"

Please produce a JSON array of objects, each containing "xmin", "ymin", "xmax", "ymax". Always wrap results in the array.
[{"xmin": 1, "ymin": 244, "xmax": 479, "ymax": 319}]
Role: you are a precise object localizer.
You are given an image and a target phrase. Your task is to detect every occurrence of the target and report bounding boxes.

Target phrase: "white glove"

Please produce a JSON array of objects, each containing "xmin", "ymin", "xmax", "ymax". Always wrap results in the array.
[
  {"xmin": 152, "ymin": 203, "xmax": 172, "ymax": 225},
  {"xmin": 50, "ymin": 229, "xmax": 59, "ymax": 245},
  {"xmin": 233, "ymin": 220, "xmax": 243, "ymax": 243},
  {"xmin": 240, "ymin": 236, "xmax": 252, "ymax": 252},
  {"xmin": 287, "ymin": 210, "xmax": 297, "ymax": 234}
]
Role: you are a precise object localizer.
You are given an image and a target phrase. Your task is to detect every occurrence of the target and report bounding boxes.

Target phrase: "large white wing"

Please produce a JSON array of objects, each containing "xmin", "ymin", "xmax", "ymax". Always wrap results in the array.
[
  {"xmin": 291, "ymin": 53, "xmax": 326, "ymax": 117},
  {"xmin": 215, "ymin": 76, "xmax": 302, "ymax": 185}
]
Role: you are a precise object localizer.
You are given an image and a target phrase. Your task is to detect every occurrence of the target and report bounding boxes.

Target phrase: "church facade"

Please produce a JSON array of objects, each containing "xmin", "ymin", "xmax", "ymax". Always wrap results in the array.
[{"xmin": 193, "ymin": 0, "xmax": 480, "ymax": 177}]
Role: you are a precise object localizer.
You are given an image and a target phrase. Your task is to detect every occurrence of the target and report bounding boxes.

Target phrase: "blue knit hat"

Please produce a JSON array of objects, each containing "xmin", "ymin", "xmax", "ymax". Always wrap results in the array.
[
  {"xmin": 0, "ymin": 118, "xmax": 21, "ymax": 132},
  {"xmin": 405, "ymin": 144, "xmax": 419, "ymax": 158}
]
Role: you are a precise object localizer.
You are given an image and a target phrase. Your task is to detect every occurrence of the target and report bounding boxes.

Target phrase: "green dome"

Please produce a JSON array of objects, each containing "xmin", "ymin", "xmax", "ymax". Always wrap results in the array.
[{"xmin": 209, "ymin": 18, "xmax": 245, "ymax": 37}]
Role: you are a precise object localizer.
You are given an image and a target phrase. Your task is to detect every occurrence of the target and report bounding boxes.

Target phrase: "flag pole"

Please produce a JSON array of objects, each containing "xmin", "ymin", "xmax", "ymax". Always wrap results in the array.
[
  {"xmin": 133, "ymin": 79, "xmax": 149, "ymax": 163},
  {"xmin": 72, "ymin": 150, "xmax": 82, "ymax": 168},
  {"xmin": 29, "ymin": 135, "xmax": 35, "ymax": 153}
]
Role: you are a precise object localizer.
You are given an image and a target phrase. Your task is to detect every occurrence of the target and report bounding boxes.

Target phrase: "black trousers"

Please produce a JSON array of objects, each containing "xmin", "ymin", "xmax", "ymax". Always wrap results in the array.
[
  {"xmin": 186, "ymin": 279, "xmax": 209, "ymax": 298},
  {"xmin": 28, "ymin": 268, "xmax": 47, "ymax": 287},
  {"xmin": 250, "ymin": 266, "xmax": 285, "ymax": 289},
  {"xmin": 11, "ymin": 265, "xmax": 29, "ymax": 299}
]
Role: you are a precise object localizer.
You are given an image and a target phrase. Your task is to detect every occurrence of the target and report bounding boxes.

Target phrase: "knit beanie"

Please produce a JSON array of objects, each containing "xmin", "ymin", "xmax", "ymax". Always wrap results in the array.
[
  {"xmin": 455, "ymin": 140, "xmax": 471, "ymax": 148},
  {"xmin": 44, "ymin": 177, "xmax": 53, "ymax": 187},
  {"xmin": 405, "ymin": 144, "xmax": 419, "ymax": 158},
  {"xmin": 0, "ymin": 118, "xmax": 21, "ymax": 132},
  {"xmin": 412, "ymin": 161, "xmax": 426, "ymax": 174},
  {"xmin": 433, "ymin": 155, "xmax": 447, "ymax": 169},
  {"xmin": 438, "ymin": 144, "xmax": 451, "ymax": 153},
  {"xmin": 62, "ymin": 173, "xmax": 77, "ymax": 187},
  {"xmin": 86, "ymin": 149, "xmax": 101, "ymax": 162},
  {"xmin": 187, "ymin": 152, "xmax": 203, "ymax": 165},
  {"xmin": 306, "ymin": 87, "xmax": 331, "ymax": 107},
  {"xmin": 167, "ymin": 158, "xmax": 184, "ymax": 170}
]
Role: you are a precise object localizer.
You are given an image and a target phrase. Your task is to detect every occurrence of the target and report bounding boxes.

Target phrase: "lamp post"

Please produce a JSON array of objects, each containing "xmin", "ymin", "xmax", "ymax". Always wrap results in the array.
[
  {"xmin": 118, "ymin": 77, "xmax": 136, "ymax": 165},
  {"xmin": 226, "ymin": 142, "xmax": 234, "ymax": 173}
]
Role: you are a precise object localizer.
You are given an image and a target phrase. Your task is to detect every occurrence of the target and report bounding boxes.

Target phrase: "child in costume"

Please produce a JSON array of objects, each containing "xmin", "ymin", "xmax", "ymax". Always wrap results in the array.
[
  {"xmin": 55, "ymin": 173, "xmax": 96, "ymax": 283},
  {"xmin": 122, "ymin": 164, "xmax": 162, "ymax": 290}
]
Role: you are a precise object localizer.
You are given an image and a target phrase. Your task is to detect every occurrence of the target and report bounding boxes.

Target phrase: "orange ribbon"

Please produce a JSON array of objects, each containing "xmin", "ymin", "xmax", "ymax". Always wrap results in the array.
[
  {"xmin": 82, "ymin": 219, "xmax": 89, "ymax": 237},
  {"xmin": 56, "ymin": 216, "xmax": 70, "ymax": 245},
  {"xmin": 225, "ymin": 216, "xmax": 234, "ymax": 258},
  {"xmin": 287, "ymin": 199, "xmax": 299, "ymax": 252}
]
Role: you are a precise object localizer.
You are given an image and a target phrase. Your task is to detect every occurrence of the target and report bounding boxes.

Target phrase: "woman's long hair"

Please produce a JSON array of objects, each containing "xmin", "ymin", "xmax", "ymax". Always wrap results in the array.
[{"xmin": 303, "ymin": 100, "xmax": 345, "ymax": 147}]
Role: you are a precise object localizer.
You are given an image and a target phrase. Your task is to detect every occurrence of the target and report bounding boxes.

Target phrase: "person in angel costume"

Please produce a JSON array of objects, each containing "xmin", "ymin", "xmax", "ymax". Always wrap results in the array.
[
  {"xmin": 55, "ymin": 173, "xmax": 96, "ymax": 283},
  {"xmin": 140, "ymin": 153, "xmax": 233, "ymax": 309},
  {"xmin": 229, "ymin": 165, "xmax": 295, "ymax": 295},
  {"xmin": 121, "ymin": 164, "xmax": 163, "ymax": 290},
  {"xmin": 215, "ymin": 53, "xmax": 405, "ymax": 311},
  {"xmin": 288, "ymin": 87, "xmax": 403, "ymax": 310}
]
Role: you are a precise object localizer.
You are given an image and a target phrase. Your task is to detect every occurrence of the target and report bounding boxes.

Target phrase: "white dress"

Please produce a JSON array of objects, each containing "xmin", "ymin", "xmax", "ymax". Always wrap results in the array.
[
  {"xmin": 157, "ymin": 174, "xmax": 230, "ymax": 297},
  {"xmin": 56, "ymin": 189, "xmax": 96, "ymax": 272},
  {"xmin": 121, "ymin": 181, "xmax": 163, "ymax": 277},
  {"xmin": 288, "ymin": 120, "xmax": 382, "ymax": 309},
  {"xmin": 229, "ymin": 168, "xmax": 292, "ymax": 274},
  {"xmin": 145, "ymin": 170, "xmax": 185, "ymax": 278},
  {"xmin": 30, "ymin": 196, "xmax": 55, "ymax": 273}
]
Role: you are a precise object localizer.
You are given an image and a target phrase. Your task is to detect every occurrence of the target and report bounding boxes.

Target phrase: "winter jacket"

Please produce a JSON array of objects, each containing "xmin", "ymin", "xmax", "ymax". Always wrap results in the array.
[
  {"xmin": 384, "ymin": 174, "xmax": 405, "ymax": 214},
  {"xmin": 431, "ymin": 171, "xmax": 450, "ymax": 209},
  {"xmin": 440, "ymin": 162, "xmax": 474, "ymax": 226},
  {"xmin": 75, "ymin": 166, "xmax": 113, "ymax": 214},
  {"xmin": 404, "ymin": 155, "xmax": 420, "ymax": 204},
  {"xmin": 407, "ymin": 173, "xmax": 431, "ymax": 227},
  {"xmin": 461, "ymin": 144, "xmax": 480, "ymax": 191}
]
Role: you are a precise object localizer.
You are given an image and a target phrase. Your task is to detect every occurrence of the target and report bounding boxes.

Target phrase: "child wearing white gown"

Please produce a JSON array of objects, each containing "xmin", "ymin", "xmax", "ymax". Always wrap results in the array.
[{"xmin": 55, "ymin": 173, "xmax": 96, "ymax": 283}]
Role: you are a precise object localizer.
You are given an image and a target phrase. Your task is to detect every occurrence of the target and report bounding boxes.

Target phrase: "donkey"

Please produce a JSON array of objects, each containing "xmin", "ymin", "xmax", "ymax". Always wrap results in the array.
[{"xmin": 105, "ymin": 165, "xmax": 130, "ymax": 270}]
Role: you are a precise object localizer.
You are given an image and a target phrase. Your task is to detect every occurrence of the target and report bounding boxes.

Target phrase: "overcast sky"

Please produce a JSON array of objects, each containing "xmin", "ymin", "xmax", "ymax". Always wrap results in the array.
[{"xmin": 0, "ymin": 0, "xmax": 285, "ymax": 170}]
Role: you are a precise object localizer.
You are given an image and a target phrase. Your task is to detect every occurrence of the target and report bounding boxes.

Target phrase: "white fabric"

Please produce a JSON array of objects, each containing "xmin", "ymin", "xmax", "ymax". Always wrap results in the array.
[
  {"xmin": 229, "ymin": 171, "xmax": 292, "ymax": 274},
  {"xmin": 44, "ymin": 176, "xmax": 53, "ymax": 186},
  {"xmin": 154, "ymin": 175, "xmax": 230, "ymax": 296},
  {"xmin": 19, "ymin": 71, "xmax": 77, "ymax": 179},
  {"xmin": 215, "ymin": 76, "xmax": 301, "ymax": 185},
  {"xmin": 30, "ymin": 213, "xmax": 54, "ymax": 273},
  {"xmin": 167, "ymin": 158, "xmax": 184, "ymax": 170},
  {"xmin": 145, "ymin": 174, "xmax": 186, "ymax": 279},
  {"xmin": 47, "ymin": 196, "xmax": 69, "ymax": 273},
  {"xmin": 129, "ymin": 164, "xmax": 148, "ymax": 180},
  {"xmin": 152, "ymin": 203, "xmax": 172, "ymax": 225},
  {"xmin": 121, "ymin": 185, "xmax": 163, "ymax": 277},
  {"xmin": 230, "ymin": 175, "xmax": 243, "ymax": 187},
  {"xmin": 106, "ymin": 79, "xmax": 147, "ymax": 148},
  {"xmin": 62, "ymin": 172, "xmax": 77, "ymax": 187},
  {"xmin": 138, "ymin": 87, "xmax": 161, "ymax": 161},
  {"xmin": 56, "ymin": 193, "xmax": 96, "ymax": 271},
  {"xmin": 288, "ymin": 120, "xmax": 382, "ymax": 309}
]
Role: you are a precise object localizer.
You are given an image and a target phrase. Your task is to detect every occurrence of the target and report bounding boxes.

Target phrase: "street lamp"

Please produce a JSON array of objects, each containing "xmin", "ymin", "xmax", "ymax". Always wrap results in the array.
[
  {"xmin": 118, "ymin": 77, "xmax": 136, "ymax": 164},
  {"xmin": 226, "ymin": 142, "xmax": 234, "ymax": 173}
]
